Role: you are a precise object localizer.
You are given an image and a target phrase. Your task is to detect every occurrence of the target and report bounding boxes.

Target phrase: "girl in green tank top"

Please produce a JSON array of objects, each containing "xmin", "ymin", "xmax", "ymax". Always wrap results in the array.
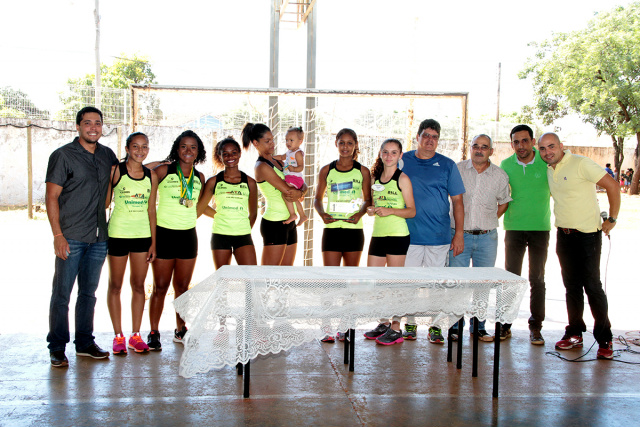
[
  {"xmin": 105, "ymin": 132, "xmax": 158, "ymax": 353},
  {"xmin": 242, "ymin": 123, "xmax": 307, "ymax": 266},
  {"xmin": 149, "ymin": 130, "xmax": 207, "ymax": 346},
  {"xmin": 197, "ymin": 137, "xmax": 258, "ymax": 269},
  {"xmin": 363, "ymin": 139, "xmax": 416, "ymax": 345},
  {"xmin": 314, "ymin": 128, "xmax": 372, "ymax": 267}
]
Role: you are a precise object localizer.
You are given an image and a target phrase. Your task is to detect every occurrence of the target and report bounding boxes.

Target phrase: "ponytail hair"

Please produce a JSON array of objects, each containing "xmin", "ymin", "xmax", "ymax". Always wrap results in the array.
[
  {"xmin": 335, "ymin": 128, "xmax": 360, "ymax": 161},
  {"xmin": 370, "ymin": 138, "xmax": 403, "ymax": 182},
  {"xmin": 123, "ymin": 131, "xmax": 149, "ymax": 162},
  {"xmin": 286, "ymin": 126, "xmax": 304, "ymax": 140},
  {"xmin": 213, "ymin": 137, "xmax": 241, "ymax": 170},
  {"xmin": 241, "ymin": 123, "xmax": 271, "ymax": 150}
]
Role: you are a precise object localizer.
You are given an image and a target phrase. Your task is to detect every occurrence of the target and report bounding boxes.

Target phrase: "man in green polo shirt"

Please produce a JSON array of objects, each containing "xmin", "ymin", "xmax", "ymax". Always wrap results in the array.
[{"xmin": 500, "ymin": 125, "xmax": 550, "ymax": 345}]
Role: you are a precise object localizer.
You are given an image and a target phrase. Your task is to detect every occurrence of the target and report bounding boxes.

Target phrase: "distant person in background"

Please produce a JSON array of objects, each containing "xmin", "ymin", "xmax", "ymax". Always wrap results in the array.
[
  {"xmin": 499, "ymin": 124, "xmax": 551, "ymax": 344},
  {"xmin": 148, "ymin": 130, "xmax": 206, "ymax": 351},
  {"xmin": 605, "ymin": 163, "xmax": 615, "ymax": 179},
  {"xmin": 538, "ymin": 132, "xmax": 620, "ymax": 360},
  {"xmin": 197, "ymin": 137, "xmax": 258, "ymax": 270},
  {"xmin": 400, "ymin": 118, "xmax": 465, "ymax": 344},
  {"xmin": 45, "ymin": 106, "xmax": 118, "ymax": 367},
  {"xmin": 448, "ymin": 134, "xmax": 511, "ymax": 343},
  {"xmin": 106, "ymin": 132, "xmax": 158, "ymax": 355}
]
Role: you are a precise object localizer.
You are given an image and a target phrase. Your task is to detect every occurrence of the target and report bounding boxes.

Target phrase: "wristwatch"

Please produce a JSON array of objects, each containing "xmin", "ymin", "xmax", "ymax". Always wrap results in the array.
[{"xmin": 607, "ymin": 217, "xmax": 616, "ymax": 224}]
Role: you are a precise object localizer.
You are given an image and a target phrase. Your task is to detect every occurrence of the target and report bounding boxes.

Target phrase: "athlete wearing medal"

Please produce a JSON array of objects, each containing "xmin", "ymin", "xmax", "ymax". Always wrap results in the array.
[{"xmin": 147, "ymin": 130, "xmax": 206, "ymax": 350}]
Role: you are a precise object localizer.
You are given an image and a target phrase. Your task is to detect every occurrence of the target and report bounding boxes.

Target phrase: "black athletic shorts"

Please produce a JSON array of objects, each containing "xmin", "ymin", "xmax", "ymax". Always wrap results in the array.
[
  {"xmin": 368, "ymin": 235, "xmax": 411, "ymax": 257},
  {"xmin": 260, "ymin": 218, "xmax": 298, "ymax": 246},
  {"xmin": 156, "ymin": 226, "xmax": 198, "ymax": 260},
  {"xmin": 108, "ymin": 237, "xmax": 152, "ymax": 257},
  {"xmin": 321, "ymin": 228, "xmax": 365, "ymax": 252},
  {"xmin": 211, "ymin": 233, "xmax": 254, "ymax": 251}
]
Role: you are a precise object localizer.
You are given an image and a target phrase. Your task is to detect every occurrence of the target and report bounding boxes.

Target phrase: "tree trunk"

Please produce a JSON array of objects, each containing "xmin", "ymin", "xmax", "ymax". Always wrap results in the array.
[
  {"xmin": 629, "ymin": 132, "xmax": 640, "ymax": 195},
  {"xmin": 611, "ymin": 135, "xmax": 624, "ymax": 180}
]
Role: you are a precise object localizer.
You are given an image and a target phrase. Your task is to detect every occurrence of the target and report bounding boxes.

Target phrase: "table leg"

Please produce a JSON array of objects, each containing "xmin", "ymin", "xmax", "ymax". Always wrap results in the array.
[
  {"xmin": 472, "ymin": 317, "xmax": 479, "ymax": 378},
  {"xmin": 349, "ymin": 328, "xmax": 355, "ymax": 372},
  {"xmin": 493, "ymin": 322, "xmax": 501, "ymax": 398},
  {"xmin": 243, "ymin": 361, "xmax": 251, "ymax": 398},
  {"xmin": 236, "ymin": 362, "xmax": 243, "ymax": 375},
  {"xmin": 456, "ymin": 317, "xmax": 464, "ymax": 370},
  {"xmin": 343, "ymin": 330, "xmax": 349, "ymax": 365},
  {"xmin": 447, "ymin": 327, "xmax": 454, "ymax": 363}
]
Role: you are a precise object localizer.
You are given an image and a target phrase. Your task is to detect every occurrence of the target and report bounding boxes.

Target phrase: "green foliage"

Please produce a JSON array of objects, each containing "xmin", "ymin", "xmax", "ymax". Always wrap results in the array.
[
  {"xmin": 520, "ymin": 3, "xmax": 640, "ymax": 139},
  {"xmin": 57, "ymin": 53, "xmax": 161, "ymax": 124},
  {"xmin": 0, "ymin": 87, "xmax": 50, "ymax": 119}
]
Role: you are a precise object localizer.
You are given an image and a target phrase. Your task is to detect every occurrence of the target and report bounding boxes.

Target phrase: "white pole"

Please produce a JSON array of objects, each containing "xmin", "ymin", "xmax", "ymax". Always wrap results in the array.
[{"xmin": 94, "ymin": 0, "xmax": 101, "ymax": 110}]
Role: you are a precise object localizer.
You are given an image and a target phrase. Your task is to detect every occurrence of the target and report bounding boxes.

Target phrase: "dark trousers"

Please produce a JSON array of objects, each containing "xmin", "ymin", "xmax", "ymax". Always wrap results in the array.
[
  {"xmin": 556, "ymin": 229, "xmax": 612, "ymax": 344},
  {"xmin": 504, "ymin": 230, "xmax": 549, "ymax": 331}
]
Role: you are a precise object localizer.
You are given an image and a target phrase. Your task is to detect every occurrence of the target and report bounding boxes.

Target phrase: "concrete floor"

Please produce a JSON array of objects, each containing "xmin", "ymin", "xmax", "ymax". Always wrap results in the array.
[{"xmin": 2, "ymin": 326, "xmax": 639, "ymax": 427}]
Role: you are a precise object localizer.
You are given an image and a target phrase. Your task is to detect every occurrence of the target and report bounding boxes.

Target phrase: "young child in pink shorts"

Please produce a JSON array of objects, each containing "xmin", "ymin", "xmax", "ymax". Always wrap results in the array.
[{"xmin": 273, "ymin": 127, "xmax": 308, "ymax": 225}]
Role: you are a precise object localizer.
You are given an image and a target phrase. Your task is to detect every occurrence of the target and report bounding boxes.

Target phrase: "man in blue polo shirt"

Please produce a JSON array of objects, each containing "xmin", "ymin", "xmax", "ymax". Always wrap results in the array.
[
  {"xmin": 400, "ymin": 118, "xmax": 465, "ymax": 344},
  {"xmin": 46, "ymin": 106, "xmax": 118, "ymax": 367}
]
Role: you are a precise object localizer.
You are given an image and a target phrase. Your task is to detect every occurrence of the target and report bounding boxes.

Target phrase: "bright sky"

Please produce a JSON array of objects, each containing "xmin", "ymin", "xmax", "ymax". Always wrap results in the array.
[{"xmin": 1, "ymin": 0, "xmax": 633, "ymax": 119}]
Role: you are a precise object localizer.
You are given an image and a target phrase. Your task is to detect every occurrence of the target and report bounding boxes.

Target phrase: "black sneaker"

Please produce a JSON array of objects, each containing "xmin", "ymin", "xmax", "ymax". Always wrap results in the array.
[
  {"xmin": 428, "ymin": 327, "xmax": 444, "ymax": 344},
  {"xmin": 147, "ymin": 330, "xmax": 162, "ymax": 351},
  {"xmin": 375, "ymin": 328, "xmax": 404, "ymax": 346},
  {"xmin": 470, "ymin": 329, "xmax": 494, "ymax": 342},
  {"xmin": 363, "ymin": 323, "xmax": 390, "ymax": 340},
  {"xmin": 50, "ymin": 350, "xmax": 68, "ymax": 368},
  {"xmin": 173, "ymin": 326, "xmax": 188, "ymax": 344},
  {"xmin": 76, "ymin": 343, "xmax": 110, "ymax": 359}
]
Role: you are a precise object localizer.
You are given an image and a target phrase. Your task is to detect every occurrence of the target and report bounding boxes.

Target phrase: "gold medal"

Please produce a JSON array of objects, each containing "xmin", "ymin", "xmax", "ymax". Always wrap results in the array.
[{"xmin": 185, "ymin": 199, "xmax": 193, "ymax": 208}]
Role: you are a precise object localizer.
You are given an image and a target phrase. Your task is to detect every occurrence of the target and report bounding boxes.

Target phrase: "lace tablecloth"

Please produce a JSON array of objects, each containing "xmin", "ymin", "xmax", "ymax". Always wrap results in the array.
[{"xmin": 174, "ymin": 266, "xmax": 528, "ymax": 378}]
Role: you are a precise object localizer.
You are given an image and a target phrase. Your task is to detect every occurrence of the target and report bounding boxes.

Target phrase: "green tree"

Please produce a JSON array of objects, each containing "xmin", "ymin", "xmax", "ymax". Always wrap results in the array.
[
  {"xmin": 520, "ymin": 3, "xmax": 640, "ymax": 194},
  {"xmin": 58, "ymin": 53, "xmax": 162, "ymax": 124},
  {"xmin": 0, "ymin": 87, "xmax": 50, "ymax": 119}
]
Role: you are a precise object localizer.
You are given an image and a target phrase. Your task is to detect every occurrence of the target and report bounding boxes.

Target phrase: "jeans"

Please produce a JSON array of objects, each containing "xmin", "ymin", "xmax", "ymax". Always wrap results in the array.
[
  {"xmin": 47, "ymin": 239, "xmax": 108, "ymax": 352},
  {"xmin": 556, "ymin": 229, "xmax": 612, "ymax": 344},
  {"xmin": 448, "ymin": 229, "xmax": 498, "ymax": 332},
  {"xmin": 504, "ymin": 230, "xmax": 549, "ymax": 331}
]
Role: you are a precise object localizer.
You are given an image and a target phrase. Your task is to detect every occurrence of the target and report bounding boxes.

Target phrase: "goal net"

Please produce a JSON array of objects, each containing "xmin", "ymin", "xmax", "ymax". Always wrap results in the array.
[{"xmin": 131, "ymin": 85, "xmax": 468, "ymax": 266}]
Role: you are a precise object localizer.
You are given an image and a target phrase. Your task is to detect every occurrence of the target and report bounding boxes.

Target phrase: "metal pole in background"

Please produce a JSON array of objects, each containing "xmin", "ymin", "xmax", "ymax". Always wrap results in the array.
[
  {"xmin": 303, "ymin": 2, "xmax": 317, "ymax": 266},
  {"xmin": 268, "ymin": 0, "xmax": 280, "ymax": 135},
  {"xmin": 94, "ymin": 0, "xmax": 101, "ymax": 110},
  {"xmin": 27, "ymin": 121, "xmax": 33, "ymax": 219}
]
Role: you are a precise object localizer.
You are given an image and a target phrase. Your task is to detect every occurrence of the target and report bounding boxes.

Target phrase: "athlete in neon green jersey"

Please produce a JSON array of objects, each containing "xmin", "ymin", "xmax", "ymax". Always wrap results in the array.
[
  {"xmin": 197, "ymin": 137, "xmax": 258, "ymax": 269},
  {"xmin": 106, "ymin": 132, "xmax": 158, "ymax": 355}
]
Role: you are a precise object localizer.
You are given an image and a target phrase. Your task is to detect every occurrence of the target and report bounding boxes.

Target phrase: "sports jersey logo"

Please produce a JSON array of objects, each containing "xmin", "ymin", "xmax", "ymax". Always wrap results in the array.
[
  {"xmin": 433, "ymin": 162, "xmax": 440, "ymax": 167},
  {"xmin": 387, "ymin": 190, "xmax": 398, "ymax": 196},
  {"xmin": 131, "ymin": 193, "xmax": 146, "ymax": 199}
]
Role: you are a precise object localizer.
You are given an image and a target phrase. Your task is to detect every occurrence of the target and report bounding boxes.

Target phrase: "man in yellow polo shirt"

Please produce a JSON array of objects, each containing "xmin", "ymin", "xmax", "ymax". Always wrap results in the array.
[{"xmin": 538, "ymin": 133, "xmax": 620, "ymax": 360}]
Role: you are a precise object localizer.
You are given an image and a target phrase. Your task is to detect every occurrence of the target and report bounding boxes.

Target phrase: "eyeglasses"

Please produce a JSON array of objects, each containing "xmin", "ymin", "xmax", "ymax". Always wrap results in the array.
[
  {"xmin": 471, "ymin": 144, "xmax": 491, "ymax": 151},
  {"xmin": 421, "ymin": 133, "xmax": 439, "ymax": 141}
]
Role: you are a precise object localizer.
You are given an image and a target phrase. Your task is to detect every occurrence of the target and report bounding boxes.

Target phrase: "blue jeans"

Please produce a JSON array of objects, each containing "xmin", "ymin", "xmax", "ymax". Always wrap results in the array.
[
  {"xmin": 448, "ymin": 229, "xmax": 498, "ymax": 332},
  {"xmin": 47, "ymin": 239, "xmax": 108, "ymax": 352}
]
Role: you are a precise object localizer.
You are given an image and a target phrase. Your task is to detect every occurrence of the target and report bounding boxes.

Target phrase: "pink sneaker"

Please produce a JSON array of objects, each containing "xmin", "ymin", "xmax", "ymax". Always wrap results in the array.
[
  {"xmin": 128, "ymin": 333, "xmax": 150, "ymax": 353},
  {"xmin": 113, "ymin": 334, "xmax": 127, "ymax": 355}
]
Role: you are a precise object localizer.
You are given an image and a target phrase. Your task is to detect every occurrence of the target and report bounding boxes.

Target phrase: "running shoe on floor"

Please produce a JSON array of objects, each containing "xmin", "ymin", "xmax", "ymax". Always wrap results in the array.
[
  {"xmin": 597, "ymin": 341, "xmax": 614, "ymax": 360},
  {"xmin": 470, "ymin": 330, "xmax": 494, "ymax": 342},
  {"xmin": 500, "ymin": 327, "xmax": 512, "ymax": 340},
  {"xmin": 403, "ymin": 324, "xmax": 417, "ymax": 340},
  {"xmin": 555, "ymin": 334, "xmax": 583, "ymax": 350},
  {"xmin": 112, "ymin": 334, "xmax": 127, "ymax": 355},
  {"xmin": 147, "ymin": 330, "xmax": 162, "ymax": 351},
  {"xmin": 364, "ymin": 323, "xmax": 390, "ymax": 340},
  {"xmin": 76, "ymin": 343, "xmax": 110, "ymax": 359},
  {"xmin": 376, "ymin": 328, "xmax": 404, "ymax": 346},
  {"xmin": 128, "ymin": 333, "xmax": 150, "ymax": 353},
  {"xmin": 320, "ymin": 335, "xmax": 335, "ymax": 343},
  {"xmin": 174, "ymin": 326, "xmax": 188, "ymax": 344},
  {"xmin": 530, "ymin": 329, "xmax": 545, "ymax": 345},
  {"xmin": 336, "ymin": 332, "xmax": 347, "ymax": 342},
  {"xmin": 428, "ymin": 327, "xmax": 445, "ymax": 344}
]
